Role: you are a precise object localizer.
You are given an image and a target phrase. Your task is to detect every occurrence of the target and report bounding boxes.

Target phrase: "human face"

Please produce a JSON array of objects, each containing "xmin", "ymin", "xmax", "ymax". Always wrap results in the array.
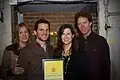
[
  {"xmin": 61, "ymin": 28, "xmax": 74, "ymax": 45},
  {"xmin": 34, "ymin": 23, "xmax": 49, "ymax": 41},
  {"xmin": 77, "ymin": 17, "xmax": 92, "ymax": 36},
  {"xmin": 19, "ymin": 26, "xmax": 29, "ymax": 43}
]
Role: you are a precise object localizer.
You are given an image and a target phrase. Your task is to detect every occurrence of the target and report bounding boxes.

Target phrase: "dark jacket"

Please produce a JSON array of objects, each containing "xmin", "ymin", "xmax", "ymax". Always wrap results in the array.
[
  {"xmin": 18, "ymin": 41, "xmax": 54, "ymax": 80},
  {"xmin": 54, "ymin": 38, "xmax": 87, "ymax": 80},
  {"xmin": 0, "ymin": 43, "xmax": 19, "ymax": 80},
  {"xmin": 78, "ymin": 32, "xmax": 110, "ymax": 80}
]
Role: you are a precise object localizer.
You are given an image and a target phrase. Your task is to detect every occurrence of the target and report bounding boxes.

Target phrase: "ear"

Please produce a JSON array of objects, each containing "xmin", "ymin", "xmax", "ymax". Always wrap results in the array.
[
  {"xmin": 34, "ymin": 30, "xmax": 37, "ymax": 36},
  {"xmin": 72, "ymin": 34, "xmax": 75, "ymax": 39},
  {"xmin": 90, "ymin": 22, "xmax": 92, "ymax": 27}
]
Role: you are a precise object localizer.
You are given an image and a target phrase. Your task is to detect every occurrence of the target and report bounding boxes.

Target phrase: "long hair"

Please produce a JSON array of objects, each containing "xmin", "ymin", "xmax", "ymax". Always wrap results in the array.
[
  {"xmin": 56, "ymin": 24, "xmax": 76, "ymax": 51},
  {"xmin": 16, "ymin": 23, "xmax": 30, "ymax": 42}
]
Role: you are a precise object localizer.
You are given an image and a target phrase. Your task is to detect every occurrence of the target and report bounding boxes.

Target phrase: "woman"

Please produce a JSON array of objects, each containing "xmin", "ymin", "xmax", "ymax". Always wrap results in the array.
[
  {"xmin": 1, "ymin": 23, "xmax": 30, "ymax": 80},
  {"xmin": 54, "ymin": 24, "xmax": 87, "ymax": 80}
]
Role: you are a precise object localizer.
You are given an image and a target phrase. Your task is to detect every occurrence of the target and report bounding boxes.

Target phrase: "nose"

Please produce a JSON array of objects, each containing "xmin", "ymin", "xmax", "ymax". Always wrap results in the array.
[
  {"xmin": 79, "ymin": 23, "xmax": 84, "ymax": 29},
  {"xmin": 22, "ymin": 32, "xmax": 28, "ymax": 37},
  {"xmin": 64, "ymin": 34, "xmax": 68, "ymax": 38},
  {"xmin": 43, "ymin": 30, "xmax": 47, "ymax": 34},
  {"xmin": 80, "ymin": 23, "xmax": 84, "ymax": 26}
]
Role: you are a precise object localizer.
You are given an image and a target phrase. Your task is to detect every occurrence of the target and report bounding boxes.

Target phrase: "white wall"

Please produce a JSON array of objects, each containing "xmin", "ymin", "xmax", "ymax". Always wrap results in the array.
[
  {"xmin": 98, "ymin": 0, "xmax": 106, "ymax": 38},
  {"xmin": 107, "ymin": 0, "xmax": 120, "ymax": 80},
  {"xmin": 99, "ymin": 0, "xmax": 120, "ymax": 80},
  {"xmin": 0, "ymin": 0, "xmax": 12, "ymax": 65}
]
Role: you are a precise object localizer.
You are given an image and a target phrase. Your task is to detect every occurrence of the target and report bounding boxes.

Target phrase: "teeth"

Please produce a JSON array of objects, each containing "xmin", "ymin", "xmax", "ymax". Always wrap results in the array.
[
  {"xmin": 82, "ymin": 28, "xmax": 86, "ymax": 31},
  {"xmin": 64, "ymin": 39, "xmax": 68, "ymax": 41}
]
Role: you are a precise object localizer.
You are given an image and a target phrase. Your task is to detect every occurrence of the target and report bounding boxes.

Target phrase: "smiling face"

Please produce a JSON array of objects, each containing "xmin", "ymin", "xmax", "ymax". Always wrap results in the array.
[
  {"xmin": 61, "ymin": 28, "xmax": 74, "ymax": 45},
  {"xmin": 34, "ymin": 23, "xmax": 49, "ymax": 41},
  {"xmin": 19, "ymin": 26, "xmax": 29, "ymax": 43},
  {"xmin": 77, "ymin": 17, "xmax": 92, "ymax": 36}
]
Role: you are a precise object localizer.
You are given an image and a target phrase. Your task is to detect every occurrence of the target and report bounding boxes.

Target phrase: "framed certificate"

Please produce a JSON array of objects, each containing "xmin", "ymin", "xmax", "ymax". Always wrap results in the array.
[{"xmin": 42, "ymin": 59, "xmax": 64, "ymax": 80}]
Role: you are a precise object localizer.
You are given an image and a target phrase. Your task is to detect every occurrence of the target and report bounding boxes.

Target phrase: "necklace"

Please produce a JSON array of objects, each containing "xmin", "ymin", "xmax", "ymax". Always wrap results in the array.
[{"xmin": 62, "ymin": 48, "xmax": 72, "ymax": 74}]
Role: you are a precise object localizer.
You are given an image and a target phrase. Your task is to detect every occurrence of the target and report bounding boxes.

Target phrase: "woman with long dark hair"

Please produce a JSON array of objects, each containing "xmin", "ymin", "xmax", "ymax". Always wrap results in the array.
[{"xmin": 54, "ymin": 24, "xmax": 87, "ymax": 80}]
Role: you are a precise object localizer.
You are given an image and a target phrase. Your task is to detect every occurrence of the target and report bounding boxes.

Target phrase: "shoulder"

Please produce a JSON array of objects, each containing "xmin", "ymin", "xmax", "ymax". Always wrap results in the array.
[
  {"xmin": 47, "ymin": 44, "xmax": 54, "ymax": 56},
  {"xmin": 20, "ymin": 43, "xmax": 33, "ymax": 54},
  {"xmin": 73, "ymin": 35, "xmax": 85, "ymax": 44},
  {"xmin": 19, "ymin": 42, "xmax": 35, "ymax": 54},
  {"xmin": 47, "ymin": 44, "xmax": 54, "ymax": 50},
  {"xmin": 23, "ymin": 41, "xmax": 38, "ymax": 50},
  {"xmin": 54, "ymin": 48, "xmax": 61, "ymax": 53},
  {"xmin": 92, "ymin": 33, "xmax": 109, "ymax": 48},
  {"xmin": 92, "ymin": 32, "xmax": 107, "ymax": 42},
  {"xmin": 72, "ymin": 36, "xmax": 84, "ymax": 50},
  {"xmin": 5, "ymin": 43, "xmax": 18, "ymax": 51},
  {"xmin": 54, "ymin": 48, "xmax": 61, "ymax": 58}
]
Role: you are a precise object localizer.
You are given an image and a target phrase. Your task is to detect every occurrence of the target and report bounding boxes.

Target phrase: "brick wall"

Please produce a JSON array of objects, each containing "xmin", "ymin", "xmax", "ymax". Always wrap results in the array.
[
  {"xmin": 23, "ymin": 12, "xmax": 98, "ymax": 47},
  {"xmin": 23, "ymin": 12, "xmax": 75, "ymax": 47},
  {"xmin": 23, "ymin": 12, "xmax": 75, "ymax": 32}
]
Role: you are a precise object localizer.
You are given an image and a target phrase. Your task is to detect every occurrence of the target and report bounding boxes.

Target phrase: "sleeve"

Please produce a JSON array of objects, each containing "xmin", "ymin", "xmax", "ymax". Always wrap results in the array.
[
  {"xmin": 53, "ymin": 48, "xmax": 62, "ymax": 59},
  {"xmin": 18, "ymin": 48, "xmax": 28, "ymax": 80},
  {"xmin": 101, "ymin": 38, "xmax": 111, "ymax": 80},
  {"xmin": 73, "ymin": 43, "xmax": 87, "ymax": 80},
  {"xmin": 2, "ymin": 49, "xmax": 11, "ymax": 70},
  {"xmin": 49, "ymin": 45, "xmax": 54, "ymax": 58},
  {"xmin": 0, "ymin": 48, "xmax": 13, "ymax": 79}
]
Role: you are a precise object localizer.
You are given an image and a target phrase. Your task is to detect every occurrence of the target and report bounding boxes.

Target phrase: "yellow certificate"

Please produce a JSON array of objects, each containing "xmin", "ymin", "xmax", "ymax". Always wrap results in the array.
[{"xmin": 42, "ymin": 59, "xmax": 64, "ymax": 80}]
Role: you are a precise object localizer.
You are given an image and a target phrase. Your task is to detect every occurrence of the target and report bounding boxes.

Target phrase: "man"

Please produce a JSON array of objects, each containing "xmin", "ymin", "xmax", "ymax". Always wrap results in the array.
[
  {"xmin": 18, "ymin": 19, "xmax": 54, "ymax": 80},
  {"xmin": 74, "ymin": 12, "xmax": 110, "ymax": 80}
]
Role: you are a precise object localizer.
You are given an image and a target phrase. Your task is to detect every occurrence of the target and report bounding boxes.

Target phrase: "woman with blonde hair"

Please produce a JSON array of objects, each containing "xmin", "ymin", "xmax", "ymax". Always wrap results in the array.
[{"xmin": 1, "ymin": 23, "xmax": 30, "ymax": 80}]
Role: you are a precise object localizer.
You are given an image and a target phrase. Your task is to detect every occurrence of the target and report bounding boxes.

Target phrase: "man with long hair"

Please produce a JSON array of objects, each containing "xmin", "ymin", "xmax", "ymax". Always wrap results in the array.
[{"xmin": 74, "ymin": 12, "xmax": 110, "ymax": 80}]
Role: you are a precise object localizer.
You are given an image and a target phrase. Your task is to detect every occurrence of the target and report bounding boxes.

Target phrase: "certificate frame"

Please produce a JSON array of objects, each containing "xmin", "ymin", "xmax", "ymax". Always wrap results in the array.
[{"xmin": 42, "ymin": 59, "xmax": 64, "ymax": 80}]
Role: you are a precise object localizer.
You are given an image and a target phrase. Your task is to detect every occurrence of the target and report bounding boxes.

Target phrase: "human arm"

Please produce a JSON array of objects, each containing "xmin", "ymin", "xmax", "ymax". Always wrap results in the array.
[
  {"xmin": 17, "ymin": 49, "xmax": 28, "ymax": 80},
  {"xmin": 0, "ymin": 48, "xmax": 14, "ymax": 80},
  {"xmin": 101, "ymin": 38, "xmax": 111, "ymax": 80}
]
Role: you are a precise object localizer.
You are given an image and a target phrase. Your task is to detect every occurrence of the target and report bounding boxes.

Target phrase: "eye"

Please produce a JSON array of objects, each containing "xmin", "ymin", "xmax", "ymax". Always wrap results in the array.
[
  {"xmin": 25, "ymin": 30, "xmax": 28, "ymax": 33},
  {"xmin": 67, "ymin": 33, "xmax": 71, "ymax": 35},
  {"xmin": 62, "ymin": 33, "xmax": 65, "ymax": 35},
  {"xmin": 39, "ymin": 29, "xmax": 44, "ymax": 31},
  {"xmin": 78, "ymin": 23, "xmax": 81, "ymax": 26},
  {"xmin": 83, "ymin": 22, "xmax": 87, "ymax": 24},
  {"xmin": 46, "ymin": 29, "xmax": 49, "ymax": 32},
  {"xmin": 19, "ymin": 31, "xmax": 22, "ymax": 34}
]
